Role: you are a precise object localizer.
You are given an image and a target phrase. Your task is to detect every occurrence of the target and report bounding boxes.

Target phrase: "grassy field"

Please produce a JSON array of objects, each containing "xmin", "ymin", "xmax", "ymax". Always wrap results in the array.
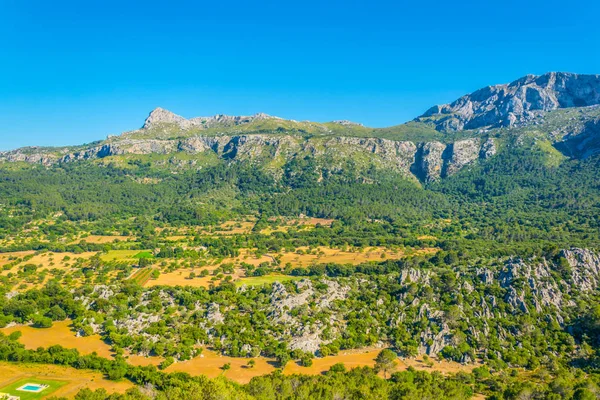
[
  {"xmin": 235, "ymin": 274, "xmax": 301, "ymax": 287},
  {"xmin": 0, "ymin": 378, "xmax": 66, "ymax": 400},
  {"xmin": 99, "ymin": 249, "xmax": 147, "ymax": 262},
  {"xmin": 128, "ymin": 267, "xmax": 154, "ymax": 285}
]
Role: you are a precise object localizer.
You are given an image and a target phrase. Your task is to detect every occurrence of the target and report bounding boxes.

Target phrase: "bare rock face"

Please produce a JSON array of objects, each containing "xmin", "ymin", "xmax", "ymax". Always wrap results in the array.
[
  {"xmin": 417, "ymin": 141, "xmax": 446, "ymax": 182},
  {"xmin": 419, "ymin": 324, "xmax": 452, "ymax": 355},
  {"xmin": 418, "ymin": 72, "xmax": 600, "ymax": 131},
  {"xmin": 206, "ymin": 302, "xmax": 225, "ymax": 325},
  {"xmin": 562, "ymin": 248, "xmax": 600, "ymax": 291},
  {"xmin": 555, "ymin": 117, "xmax": 600, "ymax": 159},
  {"xmin": 480, "ymin": 138, "xmax": 497, "ymax": 159},
  {"xmin": 411, "ymin": 138, "xmax": 495, "ymax": 182},
  {"xmin": 445, "ymin": 138, "xmax": 481, "ymax": 176},
  {"xmin": 326, "ymin": 137, "xmax": 417, "ymax": 173}
]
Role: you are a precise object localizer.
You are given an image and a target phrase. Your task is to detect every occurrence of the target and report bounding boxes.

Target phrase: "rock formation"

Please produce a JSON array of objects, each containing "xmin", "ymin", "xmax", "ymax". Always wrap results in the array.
[
  {"xmin": 142, "ymin": 107, "xmax": 277, "ymax": 130},
  {"xmin": 418, "ymin": 72, "xmax": 600, "ymax": 131},
  {"xmin": 0, "ymin": 132, "xmax": 496, "ymax": 183}
]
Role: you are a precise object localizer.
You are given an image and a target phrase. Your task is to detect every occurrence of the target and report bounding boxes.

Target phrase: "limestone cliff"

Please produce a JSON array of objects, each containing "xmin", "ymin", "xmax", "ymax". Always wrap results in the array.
[{"xmin": 0, "ymin": 134, "xmax": 496, "ymax": 183}]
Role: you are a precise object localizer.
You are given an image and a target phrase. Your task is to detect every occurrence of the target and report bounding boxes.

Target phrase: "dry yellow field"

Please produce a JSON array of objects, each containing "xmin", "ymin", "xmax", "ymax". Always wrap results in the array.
[
  {"xmin": 417, "ymin": 235, "xmax": 437, "ymax": 240},
  {"xmin": 166, "ymin": 349, "xmax": 276, "ymax": 382},
  {"xmin": 261, "ymin": 217, "xmax": 334, "ymax": 234},
  {"xmin": 0, "ymin": 251, "xmax": 36, "ymax": 267},
  {"xmin": 227, "ymin": 246, "xmax": 428, "ymax": 268},
  {"xmin": 164, "ymin": 348, "xmax": 476, "ymax": 384},
  {"xmin": 146, "ymin": 266, "xmax": 242, "ymax": 288},
  {"xmin": 165, "ymin": 235, "xmax": 188, "ymax": 241},
  {"xmin": 278, "ymin": 246, "xmax": 437, "ymax": 267},
  {"xmin": 1, "ymin": 320, "xmax": 114, "ymax": 359},
  {"xmin": 0, "ymin": 251, "xmax": 96, "ymax": 273},
  {"xmin": 203, "ymin": 221, "xmax": 256, "ymax": 235},
  {"xmin": 0, "ymin": 251, "xmax": 98, "ymax": 290},
  {"xmin": 0, "ymin": 362, "xmax": 133, "ymax": 399}
]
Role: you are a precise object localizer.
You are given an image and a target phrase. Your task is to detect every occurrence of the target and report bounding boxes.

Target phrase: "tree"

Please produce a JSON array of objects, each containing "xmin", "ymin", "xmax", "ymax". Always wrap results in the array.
[
  {"xmin": 32, "ymin": 315, "xmax": 53, "ymax": 328},
  {"xmin": 247, "ymin": 359, "xmax": 256, "ymax": 368},
  {"xmin": 221, "ymin": 363, "xmax": 231, "ymax": 372},
  {"xmin": 46, "ymin": 305, "xmax": 67, "ymax": 321},
  {"xmin": 374, "ymin": 349, "xmax": 397, "ymax": 378},
  {"xmin": 329, "ymin": 363, "xmax": 346, "ymax": 373},
  {"xmin": 159, "ymin": 356, "xmax": 174, "ymax": 370}
]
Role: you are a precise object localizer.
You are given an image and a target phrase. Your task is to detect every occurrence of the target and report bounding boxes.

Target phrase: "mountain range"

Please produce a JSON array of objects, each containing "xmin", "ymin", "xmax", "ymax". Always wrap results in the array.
[{"xmin": 2, "ymin": 71, "xmax": 600, "ymax": 182}]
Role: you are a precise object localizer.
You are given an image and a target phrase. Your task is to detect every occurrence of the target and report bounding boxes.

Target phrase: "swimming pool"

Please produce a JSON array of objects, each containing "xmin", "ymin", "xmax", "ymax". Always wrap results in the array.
[{"xmin": 17, "ymin": 383, "xmax": 47, "ymax": 392}]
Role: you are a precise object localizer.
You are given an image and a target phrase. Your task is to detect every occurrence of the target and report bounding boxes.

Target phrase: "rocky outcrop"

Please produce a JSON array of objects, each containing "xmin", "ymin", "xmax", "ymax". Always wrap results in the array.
[
  {"xmin": 555, "ymin": 117, "xmax": 600, "ymax": 159},
  {"xmin": 143, "ymin": 107, "xmax": 194, "ymax": 129},
  {"xmin": 418, "ymin": 72, "xmax": 600, "ymax": 131},
  {"xmin": 0, "ymin": 147, "xmax": 59, "ymax": 166},
  {"xmin": 561, "ymin": 248, "xmax": 600, "ymax": 292},
  {"xmin": 61, "ymin": 140, "xmax": 178, "ymax": 162},
  {"xmin": 331, "ymin": 120, "xmax": 364, "ymax": 127},
  {"xmin": 479, "ymin": 137, "xmax": 497, "ymax": 159},
  {"xmin": 445, "ymin": 139, "xmax": 481, "ymax": 176},
  {"xmin": 142, "ymin": 107, "xmax": 277, "ymax": 130},
  {"xmin": 412, "ymin": 138, "xmax": 496, "ymax": 182},
  {"xmin": 415, "ymin": 141, "xmax": 446, "ymax": 182}
]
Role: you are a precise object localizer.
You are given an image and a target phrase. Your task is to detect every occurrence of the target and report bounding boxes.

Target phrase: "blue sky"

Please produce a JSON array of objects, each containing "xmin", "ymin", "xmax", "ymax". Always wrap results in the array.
[{"xmin": 1, "ymin": 0, "xmax": 600, "ymax": 150}]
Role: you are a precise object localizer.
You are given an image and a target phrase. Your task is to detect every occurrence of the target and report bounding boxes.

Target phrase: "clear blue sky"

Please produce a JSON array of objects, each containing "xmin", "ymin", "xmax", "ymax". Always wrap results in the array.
[{"xmin": 1, "ymin": 0, "xmax": 600, "ymax": 150}]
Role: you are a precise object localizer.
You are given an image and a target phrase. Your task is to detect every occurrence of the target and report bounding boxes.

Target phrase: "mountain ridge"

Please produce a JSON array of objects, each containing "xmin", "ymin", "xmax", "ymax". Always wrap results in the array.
[{"xmin": 3, "ymin": 71, "xmax": 600, "ymax": 182}]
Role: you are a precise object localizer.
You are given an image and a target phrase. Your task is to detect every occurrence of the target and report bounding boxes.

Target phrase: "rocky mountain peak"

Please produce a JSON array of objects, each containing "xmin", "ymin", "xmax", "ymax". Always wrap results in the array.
[
  {"xmin": 141, "ymin": 108, "xmax": 278, "ymax": 131},
  {"xmin": 143, "ymin": 107, "xmax": 190, "ymax": 129},
  {"xmin": 417, "ymin": 72, "xmax": 600, "ymax": 132}
]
